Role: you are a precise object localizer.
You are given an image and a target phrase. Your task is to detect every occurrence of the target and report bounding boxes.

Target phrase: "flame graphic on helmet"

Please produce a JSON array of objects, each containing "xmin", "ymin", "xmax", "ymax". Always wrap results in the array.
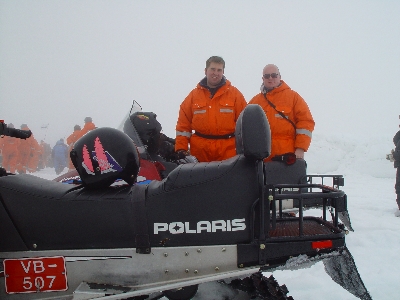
[
  {"xmin": 82, "ymin": 144, "xmax": 95, "ymax": 175},
  {"xmin": 81, "ymin": 136, "xmax": 123, "ymax": 175}
]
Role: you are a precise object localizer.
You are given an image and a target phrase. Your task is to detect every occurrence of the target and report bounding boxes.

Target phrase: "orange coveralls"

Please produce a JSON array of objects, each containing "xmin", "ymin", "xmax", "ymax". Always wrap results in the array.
[
  {"xmin": 1, "ymin": 136, "xmax": 20, "ymax": 173},
  {"xmin": 66, "ymin": 129, "xmax": 83, "ymax": 170},
  {"xmin": 249, "ymin": 80, "xmax": 314, "ymax": 161},
  {"xmin": 17, "ymin": 134, "xmax": 40, "ymax": 173},
  {"xmin": 80, "ymin": 122, "xmax": 96, "ymax": 136},
  {"xmin": 175, "ymin": 79, "xmax": 247, "ymax": 162}
]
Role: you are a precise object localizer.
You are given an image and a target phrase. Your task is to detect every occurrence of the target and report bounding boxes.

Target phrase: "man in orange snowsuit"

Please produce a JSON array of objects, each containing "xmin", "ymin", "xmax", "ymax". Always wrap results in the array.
[
  {"xmin": 17, "ymin": 124, "xmax": 40, "ymax": 173},
  {"xmin": 249, "ymin": 64, "xmax": 314, "ymax": 162},
  {"xmin": 175, "ymin": 56, "xmax": 247, "ymax": 162},
  {"xmin": 0, "ymin": 123, "xmax": 20, "ymax": 173},
  {"xmin": 38, "ymin": 140, "xmax": 52, "ymax": 169},
  {"xmin": 80, "ymin": 117, "xmax": 96, "ymax": 136},
  {"xmin": 66, "ymin": 125, "xmax": 82, "ymax": 170}
]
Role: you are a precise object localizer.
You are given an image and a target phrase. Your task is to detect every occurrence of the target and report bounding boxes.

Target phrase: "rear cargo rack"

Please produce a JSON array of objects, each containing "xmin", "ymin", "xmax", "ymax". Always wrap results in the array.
[
  {"xmin": 265, "ymin": 183, "xmax": 346, "ymax": 238},
  {"xmin": 306, "ymin": 174, "xmax": 345, "ymax": 189},
  {"xmin": 238, "ymin": 179, "xmax": 348, "ymax": 269}
]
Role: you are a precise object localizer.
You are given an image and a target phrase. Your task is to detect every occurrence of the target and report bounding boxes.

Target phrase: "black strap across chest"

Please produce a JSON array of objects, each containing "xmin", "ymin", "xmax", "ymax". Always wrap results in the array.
[{"xmin": 263, "ymin": 93, "xmax": 296, "ymax": 131}]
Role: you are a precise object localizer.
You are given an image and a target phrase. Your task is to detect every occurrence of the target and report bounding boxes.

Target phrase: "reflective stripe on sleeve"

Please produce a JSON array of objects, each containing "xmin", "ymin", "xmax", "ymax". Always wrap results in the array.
[
  {"xmin": 275, "ymin": 113, "xmax": 287, "ymax": 119},
  {"xmin": 194, "ymin": 110, "xmax": 206, "ymax": 114},
  {"xmin": 296, "ymin": 128, "xmax": 312, "ymax": 138},
  {"xmin": 176, "ymin": 130, "xmax": 192, "ymax": 138}
]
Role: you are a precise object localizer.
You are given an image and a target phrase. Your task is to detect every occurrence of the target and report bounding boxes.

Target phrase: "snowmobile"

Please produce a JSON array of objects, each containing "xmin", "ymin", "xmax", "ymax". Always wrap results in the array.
[{"xmin": 0, "ymin": 104, "xmax": 372, "ymax": 299}]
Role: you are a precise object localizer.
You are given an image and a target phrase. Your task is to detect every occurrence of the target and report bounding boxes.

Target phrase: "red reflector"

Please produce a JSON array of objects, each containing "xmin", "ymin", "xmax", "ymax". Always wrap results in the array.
[{"xmin": 312, "ymin": 240, "xmax": 333, "ymax": 249}]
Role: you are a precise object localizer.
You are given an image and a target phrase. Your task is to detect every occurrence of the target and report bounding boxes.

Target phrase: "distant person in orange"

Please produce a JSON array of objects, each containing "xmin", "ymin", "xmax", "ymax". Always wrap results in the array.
[
  {"xmin": 80, "ymin": 117, "xmax": 96, "ymax": 136},
  {"xmin": 175, "ymin": 56, "xmax": 247, "ymax": 162},
  {"xmin": 43, "ymin": 141, "xmax": 52, "ymax": 167},
  {"xmin": 249, "ymin": 64, "xmax": 315, "ymax": 162},
  {"xmin": 34, "ymin": 140, "xmax": 43, "ymax": 170},
  {"xmin": 27, "ymin": 131, "xmax": 40, "ymax": 173},
  {"xmin": 0, "ymin": 135, "xmax": 3, "ymax": 154},
  {"xmin": 16, "ymin": 124, "xmax": 30, "ymax": 173},
  {"xmin": 0, "ymin": 123, "xmax": 20, "ymax": 173},
  {"xmin": 66, "ymin": 125, "xmax": 82, "ymax": 170},
  {"xmin": 37, "ymin": 140, "xmax": 52, "ymax": 169},
  {"xmin": 17, "ymin": 124, "xmax": 40, "ymax": 173}
]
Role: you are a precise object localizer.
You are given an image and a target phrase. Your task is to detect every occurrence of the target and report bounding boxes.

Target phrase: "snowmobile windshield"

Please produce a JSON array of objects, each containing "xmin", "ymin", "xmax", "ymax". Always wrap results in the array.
[{"xmin": 117, "ymin": 101, "xmax": 150, "ymax": 160}]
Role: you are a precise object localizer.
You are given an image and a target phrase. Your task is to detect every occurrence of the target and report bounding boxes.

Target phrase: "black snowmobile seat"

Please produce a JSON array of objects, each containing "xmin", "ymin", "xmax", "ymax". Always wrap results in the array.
[
  {"xmin": 0, "ymin": 174, "xmax": 141, "ymax": 251},
  {"xmin": 145, "ymin": 104, "xmax": 272, "ymax": 247}
]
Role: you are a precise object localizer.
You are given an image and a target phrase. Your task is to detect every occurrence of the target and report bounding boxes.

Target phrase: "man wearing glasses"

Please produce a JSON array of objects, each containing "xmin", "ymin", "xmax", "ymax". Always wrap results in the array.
[
  {"xmin": 249, "ymin": 64, "xmax": 314, "ymax": 162},
  {"xmin": 175, "ymin": 56, "xmax": 247, "ymax": 162}
]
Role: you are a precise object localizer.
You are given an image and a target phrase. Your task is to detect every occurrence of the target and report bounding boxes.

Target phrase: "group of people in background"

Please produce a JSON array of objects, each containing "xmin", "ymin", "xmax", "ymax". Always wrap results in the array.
[
  {"xmin": 0, "ymin": 123, "xmax": 51, "ymax": 174},
  {"xmin": 0, "ymin": 117, "xmax": 96, "ymax": 175}
]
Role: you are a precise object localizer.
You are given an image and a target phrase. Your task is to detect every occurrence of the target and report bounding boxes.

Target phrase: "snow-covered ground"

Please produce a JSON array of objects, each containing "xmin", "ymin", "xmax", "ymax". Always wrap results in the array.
[
  {"xmin": 265, "ymin": 133, "xmax": 400, "ymax": 300},
  {"xmin": 32, "ymin": 132, "xmax": 399, "ymax": 300}
]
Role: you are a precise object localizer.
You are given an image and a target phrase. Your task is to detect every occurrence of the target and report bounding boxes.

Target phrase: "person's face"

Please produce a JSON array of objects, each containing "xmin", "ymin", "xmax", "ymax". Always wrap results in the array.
[
  {"xmin": 205, "ymin": 62, "xmax": 224, "ymax": 88},
  {"xmin": 262, "ymin": 66, "xmax": 281, "ymax": 89}
]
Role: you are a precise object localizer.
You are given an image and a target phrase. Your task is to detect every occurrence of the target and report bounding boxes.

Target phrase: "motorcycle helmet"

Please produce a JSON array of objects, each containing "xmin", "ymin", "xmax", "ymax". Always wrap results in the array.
[
  {"xmin": 70, "ymin": 127, "xmax": 140, "ymax": 188},
  {"xmin": 129, "ymin": 112, "xmax": 162, "ymax": 154}
]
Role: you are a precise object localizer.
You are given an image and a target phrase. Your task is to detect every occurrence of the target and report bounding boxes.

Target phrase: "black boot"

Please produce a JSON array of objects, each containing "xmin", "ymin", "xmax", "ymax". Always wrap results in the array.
[{"xmin": 396, "ymin": 198, "xmax": 400, "ymax": 210}]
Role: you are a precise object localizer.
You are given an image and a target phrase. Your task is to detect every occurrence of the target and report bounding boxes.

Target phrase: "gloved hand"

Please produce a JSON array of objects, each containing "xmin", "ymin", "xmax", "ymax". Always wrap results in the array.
[
  {"xmin": 176, "ymin": 150, "xmax": 189, "ymax": 159},
  {"xmin": 158, "ymin": 141, "xmax": 175, "ymax": 160},
  {"xmin": 166, "ymin": 149, "xmax": 190, "ymax": 162}
]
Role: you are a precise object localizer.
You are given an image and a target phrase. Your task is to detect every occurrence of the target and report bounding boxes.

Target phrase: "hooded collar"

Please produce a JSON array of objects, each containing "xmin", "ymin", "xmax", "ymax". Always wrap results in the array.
[
  {"xmin": 199, "ymin": 75, "xmax": 226, "ymax": 88},
  {"xmin": 260, "ymin": 81, "xmax": 283, "ymax": 94},
  {"xmin": 199, "ymin": 76, "xmax": 227, "ymax": 98}
]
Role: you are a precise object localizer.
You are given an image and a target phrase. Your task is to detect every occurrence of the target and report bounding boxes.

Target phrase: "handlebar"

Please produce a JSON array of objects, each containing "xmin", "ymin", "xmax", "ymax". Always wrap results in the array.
[{"xmin": 0, "ymin": 122, "xmax": 32, "ymax": 139}]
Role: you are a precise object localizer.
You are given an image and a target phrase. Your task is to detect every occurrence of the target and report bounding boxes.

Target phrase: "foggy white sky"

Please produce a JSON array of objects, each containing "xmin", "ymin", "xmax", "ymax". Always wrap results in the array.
[{"xmin": 1, "ymin": 1, "xmax": 400, "ymax": 146}]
